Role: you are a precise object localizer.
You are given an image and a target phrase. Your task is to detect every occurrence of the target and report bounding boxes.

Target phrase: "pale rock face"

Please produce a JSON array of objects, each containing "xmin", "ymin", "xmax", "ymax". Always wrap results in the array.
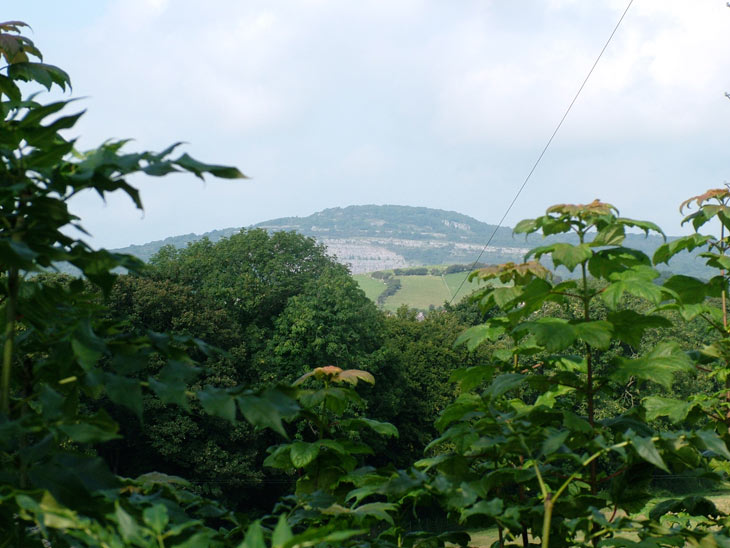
[{"xmin": 320, "ymin": 237, "xmax": 528, "ymax": 274}]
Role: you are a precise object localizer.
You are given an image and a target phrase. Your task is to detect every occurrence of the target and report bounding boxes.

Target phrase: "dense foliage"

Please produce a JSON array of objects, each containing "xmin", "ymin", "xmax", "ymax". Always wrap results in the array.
[{"xmin": 5, "ymin": 19, "xmax": 730, "ymax": 548}]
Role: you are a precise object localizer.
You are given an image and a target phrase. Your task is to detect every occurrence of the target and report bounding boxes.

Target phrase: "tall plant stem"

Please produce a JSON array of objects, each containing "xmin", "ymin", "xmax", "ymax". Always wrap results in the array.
[
  {"xmin": 581, "ymin": 260, "xmax": 597, "ymax": 495},
  {"xmin": 1, "ymin": 266, "xmax": 18, "ymax": 415},
  {"xmin": 722, "ymin": 223, "xmax": 727, "ymax": 332},
  {"xmin": 537, "ymin": 440, "xmax": 631, "ymax": 548}
]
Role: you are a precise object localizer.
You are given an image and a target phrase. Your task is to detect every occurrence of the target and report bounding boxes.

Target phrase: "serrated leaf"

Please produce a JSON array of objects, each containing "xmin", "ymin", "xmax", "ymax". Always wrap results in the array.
[
  {"xmin": 351, "ymin": 502, "xmax": 396, "ymax": 525},
  {"xmin": 695, "ymin": 430, "xmax": 730, "ymax": 460},
  {"xmin": 115, "ymin": 502, "xmax": 140, "ymax": 543},
  {"xmin": 540, "ymin": 429, "xmax": 570, "ymax": 457},
  {"xmin": 592, "ymin": 223, "xmax": 625, "ymax": 246},
  {"xmin": 601, "ymin": 277, "xmax": 664, "ymax": 310},
  {"xmin": 272, "ymin": 514, "xmax": 293, "ymax": 548},
  {"xmin": 7, "ymin": 61, "xmax": 70, "ymax": 91},
  {"xmin": 198, "ymin": 386, "xmax": 236, "ymax": 423},
  {"xmin": 627, "ymin": 432, "xmax": 669, "ymax": 472},
  {"xmin": 240, "ymin": 520, "xmax": 266, "ymax": 548},
  {"xmin": 607, "ymin": 310, "xmax": 672, "ymax": 348},
  {"xmin": 342, "ymin": 418, "xmax": 399, "ymax": 438},
  {"xmin": 512, "ymin": 318, "xmax": 576, "ymax": 351},
  {"xmin": 105, "ymin": 373, "xmax": 143, "ymax": 419},
  {"xmin": 174, "ymin": 152, "xmax": 246, "ymax": 180},
  {"xmin": 142, "ymin": 504, "xmax": 169, "ymax": 535},
  {"xmin": 454, "ymin": 324, "xmax": 505, "ymax": 350},
  {"xmin": 484, "ymin": 373, "xmax": 524, "ymax": 400},
  {"xmin": 612, "ymin": 342, "xmax": 693, "ymax": 389},
  {"xmin": 551, "ymin": 243, "xmax": 593, "ymax": 271},
  {"xmin": 574, "ymin": 320, "xmax": 613, "ymax": 350},
  {"xmin": 290, "ymin": 441, "xmax": 320, "ymax": 468},
  {"xmin": 449, "ymin": 365, "xmax": 494, "ymax": 392},
  {"xmin": 663, "ymin": 275, "xmax": 713, "ymax": 304},
  {"xmin": 237, "ymin": 394, "xmax": 288, "ymax": 438},
  {"xmin": 461, "ymin": 498, "xmax": 503, "ymax": 519},
  {"xmin": 643, "ymin": 396, "xmax": 694, "ymax": 423},
  {"xmin": 653, "ymin": 234, "xmax": 712, "ymax": 265}
]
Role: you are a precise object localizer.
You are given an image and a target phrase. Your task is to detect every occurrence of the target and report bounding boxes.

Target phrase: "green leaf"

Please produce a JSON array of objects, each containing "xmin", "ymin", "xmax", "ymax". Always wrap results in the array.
[
  {"xmin": 540, "ymin": 429, "xmax": 570, "ymax": 457},
  {"xmin": 617, "ymin": 217, "xmax": 664, "ymax": 238},
  {"xmin": 662, "ymin": 275, "xmax": 714, "ymax": 304},
  {"xmin": 592, "ymin": 223, "xmax": 625, "ymax": 246},
  {"xmin": 627, "ymin": 432, "xmax": 669, "ymax": 472},
  {"xmin": 39, "ymin": 384, "xmax": 65, "ymax": 421},
  {"xmin": 653, "ymin": 234, "xmax": 712, "ymax": 265},
  {"xmin": 237, "ymin": 393, "xmax": 289, "ymax": 438},
  {"xmin": 574, "ymin": 320, "xmax": 613, "ymax": 350},
  {"xmin": 563, "ymin": 411, "xmax": 592, "ymax": 434},
  {"xmin": 512, "ymin": 318, "xmax": 576, "ymax": 352},
  {"xmin": 263, "ymin": 445, "xmax": 292, "ymax": 469},
  {"xmin": 7, "ymin": 61, "xmax": 70, "ymax": 91},
  {"xmin": 513, "ymin": 218, "xmax": 538, "ymax": 234},
  {"xmin": 272, "ymin": 514, "xmax": 293, "ymax": 548},
  {"xmin": 551, "ymin": 243, "xmax": 593, "ymax": 271},
  {"xmin": 449, "ymin": 365, "xmax": 494, "ymax": 392},
  {"xmin": 454, "ymin": 324, "xmax": 505, "ymax": 350},
  {"xmin": 142, "ymin": 504, "xmax": 169, "ymax": 535},
  {"xmin": 602, "ymin": 274, "xmax": 665, "ymax": 310},
  {"xmin": 461, "ymin": 498, "xmax": 503, "ymax": 519},
  {"xmin": 0, "ymin": 74, "xmax": 20, "ymax": 100},
  {"xmin": 643, "ymin": 397, "xmax": 694, "ymax": 423},
  {"xmin": 341, "ymin": 418, "xmax": 399, "ymax": 438},
  {"xmin": 353, "ymin": 502, "xmax": 396, "ymax": 525},
  {"xmin": 240, "ymin": 520, "xmax": 266, "ymax": 548},
  {"xmin": 612, "ymin": 342, "xmax": 693, "ymax": 389},
  {"xmin": 290, "ymin": 441, "xmax": 320, "ymax": 468},
  {"xmin": 115, "ymin": 502, "xmax": 141, "ymax": 543},
  {"xmin": 484, "ymin": 373, "xmax": 524, "ymax": 400},
  {"xmin": 588, "ymin": 247, "xmax": 651, "ymax": 279},
  {"xmin": 198, "ymin": 386, "xmax": 236, "ymax": 423},
  {"xmin": 148, "ymin": 376, "xmax": 189, "ymax": 409},
  {"xmin": 71, "ymin": 338, "xmax": 102, "ymax": 371},
  {"xmin": 695, "ymin": 430, "xmax": 730, "ymax": 460},
  {"xmin": 105, "ymin": 373, "xmax": 143, "ymax": 419},
  {"xmin": 174, "ymin": 152, "xmax": 247, "ymax": 180},
  {"xmin": 58, "ymin": 410, "xmax": 120, "ymax": 443},
  {"xmin": 607, "ymin": 310, "xmax": 672, "ymax": 348}
]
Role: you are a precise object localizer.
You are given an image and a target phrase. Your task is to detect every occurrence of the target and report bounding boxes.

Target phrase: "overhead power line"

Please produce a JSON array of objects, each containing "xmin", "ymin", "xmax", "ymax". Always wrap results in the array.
[{"xmin": 449, "ymin": 0, "xmax": 635, "ymax": 304}]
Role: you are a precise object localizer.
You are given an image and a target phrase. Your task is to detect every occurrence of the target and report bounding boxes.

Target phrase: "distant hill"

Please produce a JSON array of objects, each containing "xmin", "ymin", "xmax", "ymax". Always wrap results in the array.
[{"xmin": 112, "ymin": 204, "xmax": 709, "ymax": 278}]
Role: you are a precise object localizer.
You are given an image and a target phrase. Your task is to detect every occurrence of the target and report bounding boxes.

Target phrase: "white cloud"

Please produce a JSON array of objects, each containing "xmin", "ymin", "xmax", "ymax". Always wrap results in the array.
[
  {"xmin": 430, "ymin": 1, "xmax": 730, "ymax": 145},
  {"xmin": 14, "ymin": 0, "xmax": 730, "ymax": 247}
]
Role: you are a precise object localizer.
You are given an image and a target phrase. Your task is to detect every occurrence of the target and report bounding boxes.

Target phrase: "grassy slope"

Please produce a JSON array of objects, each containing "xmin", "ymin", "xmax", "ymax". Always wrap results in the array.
[
  {"xmin": 354, "ymin": 268, "xmax": 491, "ymax": 311},
  {"xmin": 382, "ymin": 275, "xmax": 452, "ymax": 312},
  {"xmin": 442, "ymin": 271, "xmax": 484, "ymax": 297},
  {"xmin": 352, "ymin": 274, "xmax": 387, "ymax": 302}
]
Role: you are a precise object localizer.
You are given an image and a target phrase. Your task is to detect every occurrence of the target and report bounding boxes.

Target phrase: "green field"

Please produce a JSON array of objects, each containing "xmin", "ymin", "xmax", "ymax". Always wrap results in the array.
[
  {"xmin": 382, "ymin": 275, "xmax": 451, "ymax": 312},
  {"xmin": 354, "ymin": 267, "xmax": 493, "ymax": 311},
  {"xmin": 442, "ymin": 271, "xmax": 485, "ymax": 298},
  {"xmin": 352, "ymin": 274, "xmax": 387, "ymax": 302}
]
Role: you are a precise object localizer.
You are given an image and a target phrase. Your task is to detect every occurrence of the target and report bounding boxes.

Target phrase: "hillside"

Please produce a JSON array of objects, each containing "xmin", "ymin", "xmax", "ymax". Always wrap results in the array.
[{"xmin": 112, "ymin": 204, "xmax": 708, "ymax": 278}]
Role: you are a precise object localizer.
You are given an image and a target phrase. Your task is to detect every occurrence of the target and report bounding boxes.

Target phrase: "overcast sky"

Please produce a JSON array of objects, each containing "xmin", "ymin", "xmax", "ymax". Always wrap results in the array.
[{"xmin": 12, "ymin": 0, "xmax": 730, "ymax": 248}]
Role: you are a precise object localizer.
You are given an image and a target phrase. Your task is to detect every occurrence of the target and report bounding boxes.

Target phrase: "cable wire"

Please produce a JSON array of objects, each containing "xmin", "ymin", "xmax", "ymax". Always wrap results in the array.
[{"xmin": 449, "ymin": 0, "xmax": 635, "ymax": 304}]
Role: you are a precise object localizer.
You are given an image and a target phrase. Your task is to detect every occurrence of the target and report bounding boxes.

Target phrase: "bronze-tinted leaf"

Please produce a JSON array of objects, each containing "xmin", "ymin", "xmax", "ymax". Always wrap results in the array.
[{"xmin": 679, "ymin": 188, "xmax": 730, "ymax": 213}]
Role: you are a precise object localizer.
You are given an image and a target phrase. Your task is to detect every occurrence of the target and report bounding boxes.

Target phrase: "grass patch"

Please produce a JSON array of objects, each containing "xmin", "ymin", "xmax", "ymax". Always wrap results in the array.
[
  {"xmin": 442, "ymin": 271, "xmax": 485, "ymax": 299},
  {"xmin": 382, "ymin": 275, "xmax": 451, "ymax": 312},
  {"xmin": 354, "ymin": 266, "xmax": 507, "ymax": 311},
  {"xmin": 353, "ymin": 274, "xmax": 387, "ymax": 302}
]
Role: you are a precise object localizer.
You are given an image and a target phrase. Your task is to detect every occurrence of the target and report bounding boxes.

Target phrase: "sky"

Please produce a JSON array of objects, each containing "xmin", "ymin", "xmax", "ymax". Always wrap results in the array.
[{"xmin": 11, "ymin": 0, "xmax": 730, "ymax": 248}]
